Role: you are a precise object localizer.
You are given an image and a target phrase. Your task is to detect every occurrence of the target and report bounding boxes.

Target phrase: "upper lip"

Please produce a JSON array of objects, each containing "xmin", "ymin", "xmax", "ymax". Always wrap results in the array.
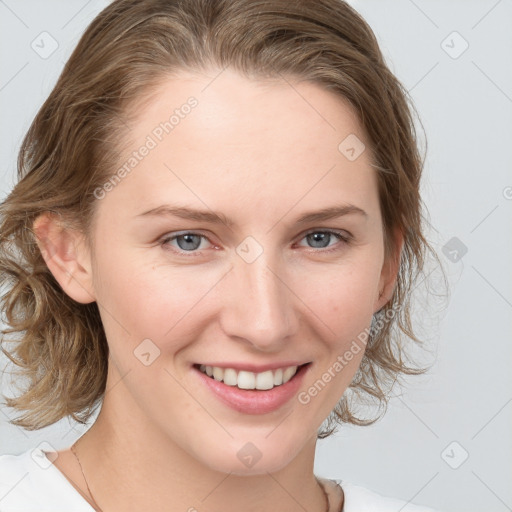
[{"xmin": 194, "ymin": 361, "xmax": 310, "ymax": 372}]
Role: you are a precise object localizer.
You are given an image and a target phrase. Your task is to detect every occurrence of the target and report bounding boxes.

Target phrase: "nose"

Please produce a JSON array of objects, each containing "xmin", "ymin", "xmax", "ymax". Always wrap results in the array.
[{"xmin": 219, "ymin": 251, "xmax": 298, "ymax": 352}]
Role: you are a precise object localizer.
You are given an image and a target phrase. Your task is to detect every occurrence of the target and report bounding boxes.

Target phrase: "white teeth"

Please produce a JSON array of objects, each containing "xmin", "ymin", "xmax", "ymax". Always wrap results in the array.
[
  {"xmin": 223, "ymin": 368, "xmax": 238, "ymax": 386},
  {"xmin": 256, "ymin": 370, "xmax": 274, "ymax": 390},
  {"xmin": 283, "ymin": 366, "xmax": 297, "ymax": 384},
  {"xmin": 198, "ymin": 364, "xmax": 299, "ymax": 390},
  {"xmin": 237, "ymin": 371, "xmax": 256, "ymax": 389}
]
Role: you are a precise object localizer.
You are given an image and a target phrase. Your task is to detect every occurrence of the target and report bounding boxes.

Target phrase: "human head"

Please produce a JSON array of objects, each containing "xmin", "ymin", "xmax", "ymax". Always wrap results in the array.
[{"xmin": 0, "ymin": 0, "xmax": 440, "ymax": 442}]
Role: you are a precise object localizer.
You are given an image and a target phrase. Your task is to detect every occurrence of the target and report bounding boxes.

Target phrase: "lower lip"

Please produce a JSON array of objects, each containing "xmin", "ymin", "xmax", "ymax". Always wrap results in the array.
[{"xmin": 193, "ymin": 364, "xmax": 310, "ymax": 415}]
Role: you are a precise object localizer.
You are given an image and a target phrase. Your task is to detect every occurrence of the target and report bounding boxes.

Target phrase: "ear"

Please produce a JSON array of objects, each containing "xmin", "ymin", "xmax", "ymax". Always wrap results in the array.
[
  {"xmin": 32, "ymin": 212, "xmax": 96, "ymax": 304},
  {"xmin": 374, "ymin": 226, "xmax": 404, "ymax": 314}
]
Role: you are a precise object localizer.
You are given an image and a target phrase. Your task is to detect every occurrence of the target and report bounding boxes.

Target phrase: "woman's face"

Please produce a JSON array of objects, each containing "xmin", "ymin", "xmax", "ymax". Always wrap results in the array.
[{"xmin": 84, "ymin": 68, "xmax": 398, "ymax": 474}]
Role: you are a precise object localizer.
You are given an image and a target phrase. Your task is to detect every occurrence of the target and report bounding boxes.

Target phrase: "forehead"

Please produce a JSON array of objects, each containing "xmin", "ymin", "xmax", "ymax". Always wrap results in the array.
[
  {"xmin": 103, "ymin": 67, "xmax": 378, "ymax": 223},
  {"xmin": 126, "ymin": 67, "xmax": 367, "ymax": 149}
]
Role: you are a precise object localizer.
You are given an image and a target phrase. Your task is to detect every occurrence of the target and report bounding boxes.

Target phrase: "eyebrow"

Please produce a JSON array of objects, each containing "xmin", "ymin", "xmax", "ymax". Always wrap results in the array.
[{"xmin": 135, "ymin": 203, "xmax": 368, "ymax": 227}]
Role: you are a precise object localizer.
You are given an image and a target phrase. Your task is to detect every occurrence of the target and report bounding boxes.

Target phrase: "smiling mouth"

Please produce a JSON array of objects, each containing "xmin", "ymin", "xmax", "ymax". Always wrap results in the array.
[{"xmin": 193, "ymin": 363, "xmax": 310, "ymax": 391}]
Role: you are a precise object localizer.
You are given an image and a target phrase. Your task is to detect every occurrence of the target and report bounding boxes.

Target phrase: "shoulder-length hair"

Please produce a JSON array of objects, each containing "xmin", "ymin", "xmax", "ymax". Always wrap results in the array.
[{"xmin": 0, "ymin": 0, "xmax": 446, "ymax": 435}]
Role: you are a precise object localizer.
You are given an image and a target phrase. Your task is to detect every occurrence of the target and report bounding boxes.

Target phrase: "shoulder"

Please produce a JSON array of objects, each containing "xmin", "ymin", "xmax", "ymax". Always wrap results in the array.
[
  {"xmin": 338, "ymin": 480, "xmax": 441, "ymax": 512},
  {"xmin": 0, "ymin": 446, "xmax": 93, "ymax": 511}
]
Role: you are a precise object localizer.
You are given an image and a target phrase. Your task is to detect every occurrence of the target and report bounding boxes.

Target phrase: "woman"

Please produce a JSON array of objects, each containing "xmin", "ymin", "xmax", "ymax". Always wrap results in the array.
[{"xmin": 0, "ymin": 0, "xmax": 444, "ymax": 510}]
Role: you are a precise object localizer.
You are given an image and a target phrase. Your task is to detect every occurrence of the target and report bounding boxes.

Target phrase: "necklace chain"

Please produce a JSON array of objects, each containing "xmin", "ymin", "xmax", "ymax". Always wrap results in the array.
[
  {"xmin": 70, "ymin": 441, "xmax": 104, "ymax": 512},
  {"xmin": 70, "ymin": 441, "xmax": 339, "ymax": 512}
]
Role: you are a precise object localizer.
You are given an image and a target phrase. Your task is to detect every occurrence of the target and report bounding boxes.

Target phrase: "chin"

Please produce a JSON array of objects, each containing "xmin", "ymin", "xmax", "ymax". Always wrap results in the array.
[{"xmin": 195, "ymin": 435, "xmax": 306, "ymax": 476}]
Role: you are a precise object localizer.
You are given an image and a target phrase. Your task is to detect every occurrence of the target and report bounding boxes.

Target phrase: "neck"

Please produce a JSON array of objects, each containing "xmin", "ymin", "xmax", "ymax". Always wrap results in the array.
[{"xmin": 73, "ymin": 367, "xmax": 329, "ymax": 512}]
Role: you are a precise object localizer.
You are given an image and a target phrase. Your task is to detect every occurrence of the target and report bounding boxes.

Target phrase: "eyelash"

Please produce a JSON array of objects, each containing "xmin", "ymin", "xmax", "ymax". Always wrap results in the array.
[{"xmin": 159, "ymin": 229, "xmax": 352, "ymax": 257}]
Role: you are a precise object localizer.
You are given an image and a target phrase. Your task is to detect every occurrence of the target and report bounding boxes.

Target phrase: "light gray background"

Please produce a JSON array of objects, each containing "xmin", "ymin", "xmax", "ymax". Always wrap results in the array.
[{"xmin": 1, "ymin": 1, "xmax": 511, "ymax": 512}]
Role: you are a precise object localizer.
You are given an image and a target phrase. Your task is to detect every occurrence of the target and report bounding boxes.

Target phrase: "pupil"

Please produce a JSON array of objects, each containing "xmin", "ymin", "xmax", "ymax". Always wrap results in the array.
[
  {"xmin": 177, "ymin": 234, "xmax": 201, "ymax": 251},
  {"xmin": 308, "ymin": 232, "xmax": 329, "ymax": 248}
]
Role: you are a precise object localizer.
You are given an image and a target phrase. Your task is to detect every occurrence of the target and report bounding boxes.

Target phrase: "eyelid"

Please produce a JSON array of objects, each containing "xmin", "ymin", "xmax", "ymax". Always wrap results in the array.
[{"xmin": 299, "ymin": 227, "xmax": 352, "ymax": 240}]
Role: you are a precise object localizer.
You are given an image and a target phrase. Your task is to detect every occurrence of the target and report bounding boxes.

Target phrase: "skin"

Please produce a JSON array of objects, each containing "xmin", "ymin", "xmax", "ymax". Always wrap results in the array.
[{"xmin": 34, "ymin": 67, "xmax": 402, "ymax": 512}]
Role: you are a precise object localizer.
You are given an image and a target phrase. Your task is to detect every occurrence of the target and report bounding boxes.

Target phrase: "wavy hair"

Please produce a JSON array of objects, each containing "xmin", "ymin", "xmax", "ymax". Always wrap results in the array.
[{"xmin": 0, "ymin": 0, "xmax": 447, "ymax": 435}]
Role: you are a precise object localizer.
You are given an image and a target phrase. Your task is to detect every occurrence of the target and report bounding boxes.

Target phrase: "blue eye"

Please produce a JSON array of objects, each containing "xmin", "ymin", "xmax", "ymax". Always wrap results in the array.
[
  {"xmin": 298, "ymin": 230, "xmax": 351, "ymax": 251},
  {"xmin": 160, "ymin": 229, "xmax": 351, "ymax": 256},
  {"xmin": 161, "ymin": 232, "xmax": 210, "ymax": 254}
]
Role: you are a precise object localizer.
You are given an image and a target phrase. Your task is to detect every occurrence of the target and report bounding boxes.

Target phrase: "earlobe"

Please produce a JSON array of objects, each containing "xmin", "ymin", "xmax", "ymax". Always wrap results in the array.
[
  {"xmin": 32, "ymin": 212, "xmax": 96, "ymax": 304},
  {"xmin": 374, "ymin": 227, "xmax": 404, "ymax": 314}
]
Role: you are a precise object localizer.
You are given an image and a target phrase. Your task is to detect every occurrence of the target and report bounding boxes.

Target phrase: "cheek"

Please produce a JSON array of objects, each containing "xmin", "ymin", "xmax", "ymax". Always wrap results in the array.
[
  {"xmin": 295, "ymin": 256, "xmax": 382, "ymax": 337},
  {"xmin": 91, "ymin": 246, "xmax": 222, "ymax": 348},
  {"xmin": 291, "ymin": 263, "xmax": 379, "ymax": 415}
]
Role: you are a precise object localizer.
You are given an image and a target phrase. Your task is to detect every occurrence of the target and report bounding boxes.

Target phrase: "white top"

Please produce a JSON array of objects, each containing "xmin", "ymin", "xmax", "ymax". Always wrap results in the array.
[{"xmin": 0, "ymin": 447, "xmax": 440, "ymax": 512}]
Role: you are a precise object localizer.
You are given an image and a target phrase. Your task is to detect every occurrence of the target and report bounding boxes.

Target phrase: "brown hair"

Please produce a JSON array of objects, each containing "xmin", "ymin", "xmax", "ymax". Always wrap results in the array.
[{"xmin": 0, "ymin": 0, "xmax": 446, "ymax": 435}]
